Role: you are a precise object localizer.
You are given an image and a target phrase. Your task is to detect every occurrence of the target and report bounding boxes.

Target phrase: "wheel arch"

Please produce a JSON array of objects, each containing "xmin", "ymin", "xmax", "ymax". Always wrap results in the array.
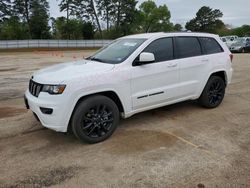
[
  {"xmin": 209, "ymin": 70, "xmax": 228, "ymax": 86},
  {"xmin": 67, "ymin": 90, "xmax": 125, "ymax": 132},
  {"xmin": 197, "ymin": 70, "xmax": 228, "ymax": 99}
]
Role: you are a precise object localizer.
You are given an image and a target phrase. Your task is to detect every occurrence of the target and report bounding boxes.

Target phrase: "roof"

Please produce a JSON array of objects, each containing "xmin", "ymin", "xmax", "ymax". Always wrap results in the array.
[{"xmin": 122, "ymin": 32, "xmax": 218, "ymax": 39}]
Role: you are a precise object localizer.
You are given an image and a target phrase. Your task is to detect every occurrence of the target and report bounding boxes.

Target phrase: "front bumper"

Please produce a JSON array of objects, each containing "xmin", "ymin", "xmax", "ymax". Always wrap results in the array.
[{"xmin": 24, "ymin": 90, "xmax": 70, "ymax": 132}]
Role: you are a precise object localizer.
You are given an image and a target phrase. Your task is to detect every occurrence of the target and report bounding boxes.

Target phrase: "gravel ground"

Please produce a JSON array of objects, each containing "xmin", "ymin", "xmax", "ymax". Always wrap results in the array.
[{"xmin": 0, "ymin": 51, "xmax": 249, "ymax": 188}]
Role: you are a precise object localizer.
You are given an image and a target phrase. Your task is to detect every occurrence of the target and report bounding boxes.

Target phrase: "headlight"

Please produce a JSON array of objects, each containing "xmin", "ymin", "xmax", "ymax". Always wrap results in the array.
[{"xmin": 42, "ymin": 85, "xmax": 66, "ymax": 95}]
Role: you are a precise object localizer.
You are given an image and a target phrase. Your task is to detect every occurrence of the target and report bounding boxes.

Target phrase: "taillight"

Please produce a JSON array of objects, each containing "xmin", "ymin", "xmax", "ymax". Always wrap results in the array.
[{"xmin": 229, "ymin": 54, "xmax": 233, "ymax": 62}]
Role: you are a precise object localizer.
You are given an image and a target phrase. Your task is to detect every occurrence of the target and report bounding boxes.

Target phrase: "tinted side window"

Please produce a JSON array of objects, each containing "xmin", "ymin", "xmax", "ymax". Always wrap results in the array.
[
  {"xmin": 143, "ymin": 38, "xmax": 174, "ymax": 62},
  {"xmin": 176, "ymin": 37, "xmax": 202, "ymax": 58},
  {"xmin": 199, "ymin": 37, "xmax": 223, "ymax": 54}
]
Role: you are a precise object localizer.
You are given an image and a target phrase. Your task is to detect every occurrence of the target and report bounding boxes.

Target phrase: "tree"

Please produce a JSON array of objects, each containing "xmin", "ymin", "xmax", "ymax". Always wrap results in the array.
[
  {"xmin": 185, "ymin": 6, "xmax": 225, "ymax": 33},
  {"xmin": 114, "ymin": 0, "xmax": 138, "ymax": 35},
  {"xmin": 82, "ymin": 22, "xmax": 95, "ymax": 39},
  {"xmin": 88, "ymin": 0, "xmax": 102, "ymax": 37},
  {"xmin": 58, "ymin": 0, "xmax": 76, "ymax": 21},
  {"xmin": 74, "ymin": 0, "xmax": 102, "ymax": 38},
  {"xmin": 52, "ymin": 17, "xmax": 95, "ymax": 39},
  {"xmin": 13, "ymin": 0, "xmax": 51, "ymax": 38},
  {"xmin": 0, "ymin": 0, "xmax": 11, "ymax": 22},
  {"xmin": 139, "ymin": 0, "xmax": 172, "ymax": 32},
  {"xmin": 0, "ymin": 16, "xmax": 30, "ymax": 39},
  {"xmin": 95, "ymin": 0, "xmax": 115, "ymax": 31},
  {"xmin": 152, "ymin": 4, "xmax": 172, "ymax": 32},
  {"xmin": 231, "ymin": 25, "xmax": 250, "ymax": 37},
  {"xmin": 174, "ymin": 23, "xmax": 183, "ymax": 31},
  {"xmin": 58, "ymin": 0, "xmax": 77, "ymax": 39},
  {"xmin": 139, "ymin": 0, "xmax": 156, "ymax": 32},
  {"xmin": 29, "ymin": 0, "xmax": 51, "ymax": 39},
  {"xmin": 13, "ymin": 0, "xmax": 32, "ymax": 24},
  {"xmin": 51, "ymin": 16, "xmax": 68, "ymax": 39},
  {"xmin": 58, "ymin": 0, "xmax": 101, "ymax": 38}
]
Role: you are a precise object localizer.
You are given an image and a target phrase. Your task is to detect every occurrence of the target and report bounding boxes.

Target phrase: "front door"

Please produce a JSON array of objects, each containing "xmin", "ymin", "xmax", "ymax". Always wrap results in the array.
[{"xmin": 131, "ymin": 37, "xmax": 179, "ymax": 110}]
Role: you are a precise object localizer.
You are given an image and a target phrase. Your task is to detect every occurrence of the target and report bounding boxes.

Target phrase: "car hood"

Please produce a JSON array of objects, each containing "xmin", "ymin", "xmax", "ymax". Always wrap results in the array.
[{"xmin": 32, "ymin": 60, "xmax": 115, "ymax": 84}]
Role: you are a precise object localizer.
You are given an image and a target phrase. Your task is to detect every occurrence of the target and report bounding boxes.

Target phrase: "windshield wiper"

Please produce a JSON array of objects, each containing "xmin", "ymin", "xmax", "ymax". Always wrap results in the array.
[{"xmin": 88, "ymin": 56, "xmax": 104, "ymax": 63}]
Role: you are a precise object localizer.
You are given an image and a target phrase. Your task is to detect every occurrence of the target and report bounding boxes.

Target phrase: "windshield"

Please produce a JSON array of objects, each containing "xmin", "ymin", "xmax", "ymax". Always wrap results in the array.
[{"xmin": 87, "ymin": 38, "xmax": 146, "ymax": 64}]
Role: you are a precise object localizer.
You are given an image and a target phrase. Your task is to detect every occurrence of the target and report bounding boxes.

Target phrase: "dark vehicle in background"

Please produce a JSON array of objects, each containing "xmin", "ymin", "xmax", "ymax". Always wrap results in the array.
[{"xmin": 230, "ymin": 37, "xmax": 250, "ymax": 53}]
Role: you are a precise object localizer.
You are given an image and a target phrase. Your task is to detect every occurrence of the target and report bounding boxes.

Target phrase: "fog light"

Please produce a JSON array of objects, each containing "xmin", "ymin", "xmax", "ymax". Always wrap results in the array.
[{"xmin": 40, "ymin": 107, "xmax": 53, "ymax": 115}]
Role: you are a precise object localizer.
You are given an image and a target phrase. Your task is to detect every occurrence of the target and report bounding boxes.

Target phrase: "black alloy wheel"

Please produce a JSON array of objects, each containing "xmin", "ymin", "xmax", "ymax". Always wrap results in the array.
[
  {"xmin": 71, "ymin": 95, "xmax": 119, "ymax": 143},
  {"xmin": 198, "ymin": 76, "xmax": 225, "ymax": 108},
  {"xmin": 82, "ymin": 104, "xmax": 114, "ymax": 138},
  {"xmin": 207, "ymin": 79, "xmax": 224, "ymax": 106}
]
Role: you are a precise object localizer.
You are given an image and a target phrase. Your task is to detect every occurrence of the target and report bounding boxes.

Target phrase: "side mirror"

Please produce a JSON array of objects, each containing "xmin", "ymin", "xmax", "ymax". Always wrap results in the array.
[{"xmin": 134, "ymin": 52, "xmax": 155, "ymax": 66}]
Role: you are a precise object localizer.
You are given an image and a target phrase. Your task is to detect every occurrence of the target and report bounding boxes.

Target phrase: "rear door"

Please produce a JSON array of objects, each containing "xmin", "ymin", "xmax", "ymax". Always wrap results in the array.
[
  {"xmin": 176, "ymin": 36, "xmax": 225, "ymax": 98},
  {"xmin": 131, "ymin": 37, "xmax": 180, "ymax": 110},
  {"xmin": 175, "ymin": 36, "xmax": 207, "ymax": 97}
]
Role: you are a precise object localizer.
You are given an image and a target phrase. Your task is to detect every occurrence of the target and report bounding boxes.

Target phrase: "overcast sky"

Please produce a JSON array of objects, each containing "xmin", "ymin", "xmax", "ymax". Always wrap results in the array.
[{"xmin": 49, "ymin": 0, "xmax": 250, "ymax": 27}]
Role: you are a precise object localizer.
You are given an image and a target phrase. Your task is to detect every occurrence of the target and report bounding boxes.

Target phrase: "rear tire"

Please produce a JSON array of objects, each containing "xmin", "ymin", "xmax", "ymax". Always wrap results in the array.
[
  {"xmin": 198, "ymin": 76, "xmax": 225, "ymax": 108},
  {"xmin": 71, "ymin": 95, "xmax": 119, "ymax": 144}
]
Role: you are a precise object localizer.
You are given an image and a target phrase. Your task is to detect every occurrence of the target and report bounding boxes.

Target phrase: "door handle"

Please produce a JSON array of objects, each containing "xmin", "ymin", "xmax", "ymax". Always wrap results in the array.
[
  {"xmin": 167, "ymin": 63, "xmax": 177, "ymax": 68},
  {"xmin": 202, "ymin": 59, "xmax": 209, "ymax": 62}
]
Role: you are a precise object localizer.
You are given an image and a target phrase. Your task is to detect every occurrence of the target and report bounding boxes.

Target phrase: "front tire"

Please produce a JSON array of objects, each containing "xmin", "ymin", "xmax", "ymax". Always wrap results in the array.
[
  {"xmin": 71, "ymin": 95, "xmax": 119, "ymax": 144},
  {"xmin": 198, "ymin": 76, "xmax": 225, "ymax": 108}
]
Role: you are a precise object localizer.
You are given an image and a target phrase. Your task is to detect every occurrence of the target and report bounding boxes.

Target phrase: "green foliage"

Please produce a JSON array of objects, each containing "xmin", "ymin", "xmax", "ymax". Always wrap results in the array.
[
  {"xmin": 185, "ymin": 6, "xmax": 249, "ymax": 37},
  {"xmin": 0, "ymin": 16, "xmax": 29, "ymax": 39},
  {"xmin": 139, "ymin": 0, "xmax": 172, "ymax": 32},
  {"xmin": 12, "ymin": 0, "xmax": 50, "ymax": 39},
  {"xmin": 73, "ymin": 0, "xmax": 102, "ymax": 37},
  {"xmin": 185, "ymin": 6, "xmax": 225, "ymax": 33},
  {"xmin": 82, "ymin": 22, "xmax": 95, "ymax": 39},
  {"xmin": 0, "ymin": 0, "xmax": 249, "ymax": 40},
  {"xmin": 12, "ymin": 0, "xmax": 32, "ymax": 22},
  {"xmin": 95, "ymin": 0, "xmax": 114, "ymax": 30},
  {"xmin": 58, "ymin": 0, "xmax": 77, "ymax": 18},
  {"xmin": 58, "ymin": 0, "xmax": 76, "ymax": 39},
  {"xmin": 174, "ymin": 24, "xmax": 183, "ymax": 31},
  {"xmin": 0, "ymin": 0, "xmax": 11, "ymax": 21},
  {"xmin": 72, "ymin": 0, "xmax": 139, "ymax": 38},
  {"xmin": 215, "ymin": 26, "xmax": 231, "ymax": 36},
  {"xmin": 115, "ymin": 0, "xmax": 139, "ymax": 35},
  {"xmin": 231, "ymin": 25, "xmax": 250, "ymax": 37},
  {"xmin": 52, "ymin": 17, "xmax": 95, "ymax": 39},
  {"xmin": 52, "ymin": 17, "xmax": 78, "ymax": 39},
  {"xmin": 29, "ymin": 0, "xmax": 51, "ymax": 39}
]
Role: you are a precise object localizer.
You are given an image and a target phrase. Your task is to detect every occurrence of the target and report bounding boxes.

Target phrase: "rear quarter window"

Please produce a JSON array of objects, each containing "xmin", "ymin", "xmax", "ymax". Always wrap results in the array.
[{"xmin": 199, "ymin": 37, "xmax": 224, "ymax": 54}]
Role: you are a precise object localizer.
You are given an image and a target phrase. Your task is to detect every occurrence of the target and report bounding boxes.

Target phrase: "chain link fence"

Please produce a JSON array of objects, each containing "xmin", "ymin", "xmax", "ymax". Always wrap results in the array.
[{"xmin": 0, "ymin": 40, "xmax": 112, "ymax": 49}]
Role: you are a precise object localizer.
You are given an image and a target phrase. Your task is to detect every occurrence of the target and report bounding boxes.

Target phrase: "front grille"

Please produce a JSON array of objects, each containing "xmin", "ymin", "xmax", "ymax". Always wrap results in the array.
[{"xmin": 29, "ymin": 79, "xmax": 43, "ymax": 97}]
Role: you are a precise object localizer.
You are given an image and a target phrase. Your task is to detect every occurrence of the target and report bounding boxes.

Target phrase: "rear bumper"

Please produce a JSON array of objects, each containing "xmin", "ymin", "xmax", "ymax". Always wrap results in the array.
[{"xmin": 25, "ymin": 90, "xmax": 69, "ymax": 132}]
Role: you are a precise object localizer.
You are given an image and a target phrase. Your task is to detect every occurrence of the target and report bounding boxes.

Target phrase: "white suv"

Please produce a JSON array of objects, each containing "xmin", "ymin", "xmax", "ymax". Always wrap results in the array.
[{"xmin": 24, "ymin": 32, "xmax": 233, "ymax": 143}]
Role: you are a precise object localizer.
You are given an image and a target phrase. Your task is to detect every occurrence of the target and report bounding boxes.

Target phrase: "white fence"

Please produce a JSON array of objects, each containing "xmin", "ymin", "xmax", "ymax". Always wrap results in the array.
[{"xmin": 0, "ymin": 40, "xmax": 112, "ymax": 49}]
